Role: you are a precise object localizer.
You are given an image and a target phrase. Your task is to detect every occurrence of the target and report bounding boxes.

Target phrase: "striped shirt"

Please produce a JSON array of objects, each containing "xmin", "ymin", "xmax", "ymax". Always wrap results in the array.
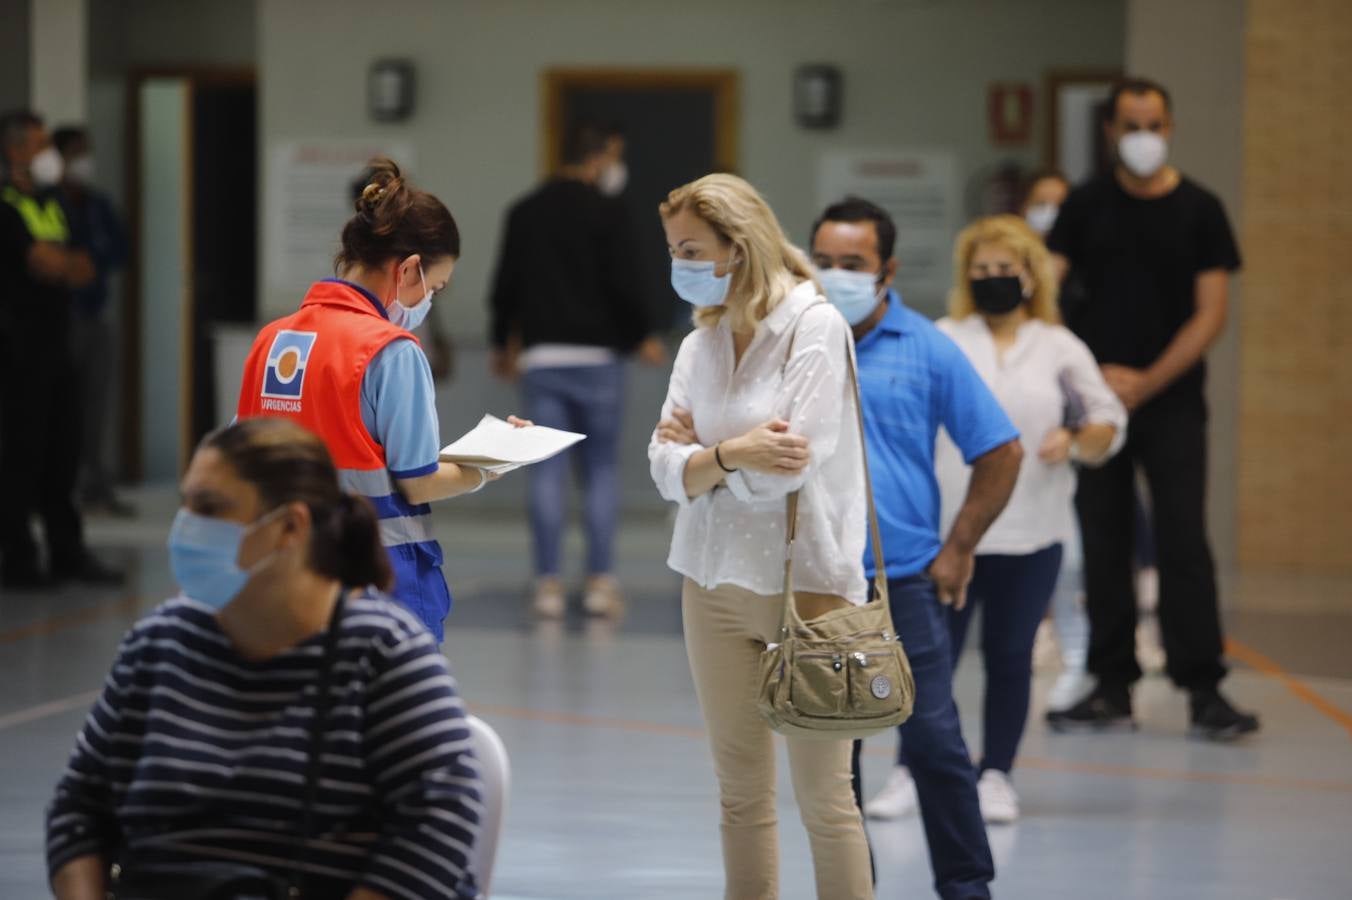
[{"xmin": 46, "ymin": 593, "xmax": 481, "ymax": 899}]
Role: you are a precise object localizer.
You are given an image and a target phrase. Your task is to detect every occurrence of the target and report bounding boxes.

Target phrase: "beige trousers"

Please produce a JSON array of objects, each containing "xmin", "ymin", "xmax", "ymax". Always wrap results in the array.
[{"xmin": 682, "ymin": 578, "xmax": 874, "ymax": 900}]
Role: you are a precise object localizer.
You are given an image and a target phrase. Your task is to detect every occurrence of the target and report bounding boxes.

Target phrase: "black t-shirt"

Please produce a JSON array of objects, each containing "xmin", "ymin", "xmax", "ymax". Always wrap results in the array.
[
  {"xmin": 0, "ymin": 183, "xmax": 73, "ymax": 346},
  {"xmin": 487, "ymin": 178, "xmax": 649, "ymax": 352},
  {"xmin": 1048, "ymin": 173, "xmax": 1241, "ymax": 404}
]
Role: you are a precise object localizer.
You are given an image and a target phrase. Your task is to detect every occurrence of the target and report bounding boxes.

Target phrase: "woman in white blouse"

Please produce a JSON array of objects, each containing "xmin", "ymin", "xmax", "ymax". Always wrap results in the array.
[
  {"xmin": 935, "ymin": 215, "xmax": 1126, "ymax": 823},
  {"xmin": 648, "ymin": 174, "xmax": 872, "ymax": 900}
]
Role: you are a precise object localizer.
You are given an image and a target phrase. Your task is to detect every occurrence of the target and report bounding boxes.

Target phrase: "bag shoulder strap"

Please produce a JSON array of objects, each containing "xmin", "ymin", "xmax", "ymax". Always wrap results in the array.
[
  {"xmin": 290, "ymin": 590, "xmax": 346, "ymax": 896},
  {"xmin": 781, "ymin": 301, "xmax": 888, "ymax": 634}
]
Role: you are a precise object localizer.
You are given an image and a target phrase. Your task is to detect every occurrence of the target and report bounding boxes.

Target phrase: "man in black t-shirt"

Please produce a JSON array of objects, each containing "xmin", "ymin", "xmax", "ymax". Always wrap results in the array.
[
  {"xmin": 1044, "ymin": 79, "xmax": 1259, "ymax": 741},
  {"xmin": 0, "ymin": 110, "xmax": 122, "ymax": 588}
]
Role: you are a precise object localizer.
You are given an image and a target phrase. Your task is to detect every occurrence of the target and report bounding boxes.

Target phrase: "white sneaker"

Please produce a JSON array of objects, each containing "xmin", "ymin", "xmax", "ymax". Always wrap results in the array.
[
  {"xmin": 1047, "ymin": 668, "xmax": 1094, "ymax": 712},
  {"xmin": 583, "ymin": 575, "xmax": 623, "ymax": 618},
  {"xmin": 864, "ymin": 766, "xmax": 918, "ymax": 820},
  {"xmin": 977, "ymin": 770, "xmax": 1019, "ymax": 824},
  {"xmin": 533, "ymin": 577, "xmax": 565, "ymax": 619}
]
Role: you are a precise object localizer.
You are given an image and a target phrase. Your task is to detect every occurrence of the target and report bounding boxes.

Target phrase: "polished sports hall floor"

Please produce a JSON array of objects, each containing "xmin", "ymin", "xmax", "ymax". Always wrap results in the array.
[{"xmin": 3, "ymin": 490, "xmax": 1351, "ymax": 899}]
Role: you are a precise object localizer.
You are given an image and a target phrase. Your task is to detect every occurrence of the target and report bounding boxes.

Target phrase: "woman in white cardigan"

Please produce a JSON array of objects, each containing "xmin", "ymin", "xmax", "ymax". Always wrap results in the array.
[
  {"xmin": 648, "ymin": 174, "xmax": 872, "ymax": 900},
  {"xmin": 934, "ymin": 215, "xmax": 1127, "ymax": 823}
]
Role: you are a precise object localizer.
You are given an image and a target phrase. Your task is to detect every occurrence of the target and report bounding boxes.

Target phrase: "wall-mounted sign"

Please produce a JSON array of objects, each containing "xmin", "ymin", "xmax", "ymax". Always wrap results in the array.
[{"xmin": 988, "ymin": 82, "xmax": 1034, "ymax": 146}]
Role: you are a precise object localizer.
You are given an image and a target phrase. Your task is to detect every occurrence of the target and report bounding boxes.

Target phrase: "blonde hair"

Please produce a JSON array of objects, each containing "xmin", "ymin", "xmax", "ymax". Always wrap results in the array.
[
  {"xmin": 660, "ymin": 173, "xmax": 818, "ymax": 332},
  {"xmin": 949, "ymin": 214, "xmax": 1060, "ymax": 323}
]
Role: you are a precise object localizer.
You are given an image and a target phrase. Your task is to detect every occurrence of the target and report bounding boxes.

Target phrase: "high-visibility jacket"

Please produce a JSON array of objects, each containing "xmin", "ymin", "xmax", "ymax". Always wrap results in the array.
[{"xmin": 237, "ymin": 280, "xmax": 450, "ymax": 639}]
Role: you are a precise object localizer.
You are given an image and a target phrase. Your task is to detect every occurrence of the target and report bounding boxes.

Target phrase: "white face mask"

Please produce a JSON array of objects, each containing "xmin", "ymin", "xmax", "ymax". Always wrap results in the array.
[
  {"xmin": 30, "ymin": 146, "xmax": 64, "ymax": 187},
  {"xmin": 388, "ymin": 262, "xmax": 433, "ymax": 330},
  {"xmin": 1025, "ymin": 203, "xmax": 1059, "ymax": 237},
  {"xmin": 597, "ymin": 160, "xmax": 628, "ymax": 197},
  {"xmin": 1118, "ymin": 131, "xmax": 1169, "ymax": 178},
  {"xmin": 67, "ymin": 155, "xmax": 95, "ymax": 185}
]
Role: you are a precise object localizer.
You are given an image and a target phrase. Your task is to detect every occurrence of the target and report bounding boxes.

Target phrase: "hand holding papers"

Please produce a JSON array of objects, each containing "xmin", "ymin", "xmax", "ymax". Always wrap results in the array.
[{"xmin": 439, "ymin": 415, "xmax": 586, "ymax": 475}]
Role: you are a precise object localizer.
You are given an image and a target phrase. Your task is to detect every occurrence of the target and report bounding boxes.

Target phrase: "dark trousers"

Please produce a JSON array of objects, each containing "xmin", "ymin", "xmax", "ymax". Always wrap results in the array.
[
  {"xmin": 0, "ymin": 338, "xmax": 85, "ymax": 574},
  {"xmin": 852, "ymin": 575, "xmax": 994, "ymax": 900},
  {"xmin": 947, "ymin": 545, "xmax": 1064, "ymax": 774},
  {"xmin": 1075, "ymin": 397, "xmax": 1226, "ymax": 691}
]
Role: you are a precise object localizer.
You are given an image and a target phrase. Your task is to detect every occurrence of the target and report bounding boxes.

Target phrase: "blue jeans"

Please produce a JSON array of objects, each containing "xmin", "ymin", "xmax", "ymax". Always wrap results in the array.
[
  {"xmin": 949, "ymin": 544, "xmax": 1064, "ymax": 773},
  {"xmin": 521, "ymin": 363, "xmax": 624, "ymax": 577},
  {"xmin": 854, "ymin": 575, "xmax": 994, "ymax": 899}
]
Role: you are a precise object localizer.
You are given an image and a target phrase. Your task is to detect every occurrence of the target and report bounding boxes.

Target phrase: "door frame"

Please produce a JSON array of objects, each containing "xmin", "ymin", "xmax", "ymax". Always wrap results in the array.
[
  {"xmin": 122, "ymin": 66, "xmax": 254, "ymax": 481},
  {"xmin": 540, "ymin": 68, "xmax": 740, "ymax": 177}
]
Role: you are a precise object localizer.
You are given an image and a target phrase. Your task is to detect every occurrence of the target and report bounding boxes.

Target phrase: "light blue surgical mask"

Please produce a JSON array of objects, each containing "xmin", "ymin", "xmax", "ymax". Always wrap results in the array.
[
  {"xmin": 671, "ymin": 258, "xmax": 733, "ymax": 308},
  {"xmin": 818, "ymin": 268, "xmax": 884, "ymax": 326},
  {"xmin": 167, "ymin": 507, "xmax": 286, "ymax": 611},
  {"xmin": 389, "ymin": 262, "xmax": 433, "ymax": 330}
]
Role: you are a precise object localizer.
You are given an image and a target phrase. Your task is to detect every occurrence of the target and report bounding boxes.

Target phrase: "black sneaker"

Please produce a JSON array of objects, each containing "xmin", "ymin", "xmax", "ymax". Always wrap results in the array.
[
  {"xmin": 51, "ymin": 554, "xmax": 125, "ymax": 587},
  {"xmin": 1189, "ymin": 689, "xmax": 1260, "ymax": 742},
  {"xmin": 1046, "ymin": 683, "xmax": 1138, "ymax": 733}
]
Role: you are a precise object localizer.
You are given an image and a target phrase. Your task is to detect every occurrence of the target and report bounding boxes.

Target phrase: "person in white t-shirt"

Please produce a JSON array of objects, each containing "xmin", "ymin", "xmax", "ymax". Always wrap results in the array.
[
  {"xmin": 934, "ymin": 215, "xmax": 1127, "ymax": 822},
  {"xmin": 648, "ymin": 173, "xmax": 873, "ymax": 900}
]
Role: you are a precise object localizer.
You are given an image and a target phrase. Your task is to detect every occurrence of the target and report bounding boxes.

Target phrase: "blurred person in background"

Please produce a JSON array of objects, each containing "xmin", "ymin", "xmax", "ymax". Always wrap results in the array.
[
  {"xmin": 47, "ymin": 418, "xmax": 482, "ymax": 900},
  {"xmin": 813, "ymin": 198, "xmax": 1016, "ymax": 897},
  {"xmin": 238, "ymin": 158, "xmax": 524, "ymax": 643},
  {"xmin": 1045, "ymin": 77, "xmax": 1258, "ymax": 740},
  {"xmin": 0, "ymin": 110, "xmax": 121, "ymax": 589},
  {"xmin": 52, "ymin": 125, "xmax": 134, "ymax": 518},
  {"xmin": 934, "ymin": 215, "xmax": 1126, "ymax": 822},
  {"xmin": 489, "ymin": 119, "xmax": 665, "ymax": 620}
]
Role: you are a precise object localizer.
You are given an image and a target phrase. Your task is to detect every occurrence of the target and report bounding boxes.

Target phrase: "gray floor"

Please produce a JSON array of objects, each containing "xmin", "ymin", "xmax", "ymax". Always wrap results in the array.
[{"xmin": 3, "ymin": 489, "xmax": 1352, "ymax": 899}]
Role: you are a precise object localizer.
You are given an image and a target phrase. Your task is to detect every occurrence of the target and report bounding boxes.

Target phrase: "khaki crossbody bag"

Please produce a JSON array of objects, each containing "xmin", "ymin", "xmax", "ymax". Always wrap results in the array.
[{"xmin": 756, "ymin": 304, "xmax": 915, "ymax": 740}]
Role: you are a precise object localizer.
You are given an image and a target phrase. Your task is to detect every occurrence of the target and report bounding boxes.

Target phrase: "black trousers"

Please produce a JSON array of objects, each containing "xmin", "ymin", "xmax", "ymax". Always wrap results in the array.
[
  {"xmin": 0, "ymin": 335, "xmax": 85, "ymax": 574},
  {"xmin": 1074, "ymin": 395, "xmax": 1227, "ymax": 691}
]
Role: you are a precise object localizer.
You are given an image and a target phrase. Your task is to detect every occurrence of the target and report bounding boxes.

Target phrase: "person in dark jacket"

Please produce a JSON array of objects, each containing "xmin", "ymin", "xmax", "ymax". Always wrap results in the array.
[{"xmin": 488, "ymin": 120, "xmax": 665, "ymax": 619}]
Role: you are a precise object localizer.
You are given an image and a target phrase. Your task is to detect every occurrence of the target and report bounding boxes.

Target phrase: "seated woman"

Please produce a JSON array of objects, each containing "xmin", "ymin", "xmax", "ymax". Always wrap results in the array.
[{"xmin": 47, "ymin": 417, "xmax": 481, "ymax": 900}]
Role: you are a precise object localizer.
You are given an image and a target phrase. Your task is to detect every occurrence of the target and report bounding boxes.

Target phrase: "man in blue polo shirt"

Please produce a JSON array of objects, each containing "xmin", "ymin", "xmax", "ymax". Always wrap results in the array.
[{"xmin": 812, "ymin": 198, "xmax": 1022, "ymax": 899}]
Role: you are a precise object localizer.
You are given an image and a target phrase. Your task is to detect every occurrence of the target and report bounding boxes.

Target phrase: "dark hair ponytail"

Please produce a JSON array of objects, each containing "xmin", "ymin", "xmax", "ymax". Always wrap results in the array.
[
  {"xmin": 312, "ymin": 494, "xmax": 393, "ymax": 591},
  {"xmin": 202, "ymin": 418, "xmax": 393, "ymax": 591},
  {"xmin": 336, "ymin": 157, "xmax": 460, "ymax": 272}
]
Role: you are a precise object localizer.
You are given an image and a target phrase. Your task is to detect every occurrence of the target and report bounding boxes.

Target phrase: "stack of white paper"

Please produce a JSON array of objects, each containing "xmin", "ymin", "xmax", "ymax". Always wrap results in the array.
[{"xmin": 439, "ymin": 414, "xmax": 586, "ymax": 474}]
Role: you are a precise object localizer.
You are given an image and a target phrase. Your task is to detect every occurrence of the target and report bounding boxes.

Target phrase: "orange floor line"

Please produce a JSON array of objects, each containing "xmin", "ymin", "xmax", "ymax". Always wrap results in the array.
[
  {"xmin": 0, "ymin": 594, "xmax": 142, "ymax": 646},
  {"xmin": 1226, "ymin": 637, "xmax": 1352, "ymax": 742}
]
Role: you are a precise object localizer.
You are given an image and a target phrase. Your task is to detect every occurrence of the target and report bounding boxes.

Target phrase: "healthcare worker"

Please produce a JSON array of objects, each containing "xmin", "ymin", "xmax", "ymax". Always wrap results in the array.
[{"xmin": 237, "ymin": 158, "xmax": 517, "ymax": 641}]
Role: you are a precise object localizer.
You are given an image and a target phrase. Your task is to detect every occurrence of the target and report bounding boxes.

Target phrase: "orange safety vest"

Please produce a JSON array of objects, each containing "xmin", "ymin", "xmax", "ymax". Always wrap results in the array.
[{"xmin": 236, "ymin": 280, "xmax": 450, "ymax": 637}]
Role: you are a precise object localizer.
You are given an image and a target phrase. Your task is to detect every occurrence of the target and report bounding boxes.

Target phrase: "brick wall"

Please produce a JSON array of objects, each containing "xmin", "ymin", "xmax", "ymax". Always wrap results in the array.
[{"xmin": 1238, "ymin": 0, "xmax": 1352, "ymax": 571}]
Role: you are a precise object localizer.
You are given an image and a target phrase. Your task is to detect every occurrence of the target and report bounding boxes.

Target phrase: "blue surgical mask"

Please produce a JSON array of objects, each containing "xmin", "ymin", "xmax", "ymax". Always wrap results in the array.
[
  {"xmin": 389, "ymin": 262, "xmax": 433, "ymax": 330},
  {"xmin": 671, "ymin": 258, "xmax": 733, "ymax": 308},
  {"xmin": 167, "ymin": 507, "xmax": 285, "ymax": 611},
  {"xmin": 819, "ymin": 268, "xmax": 884, "ymax": 326}
]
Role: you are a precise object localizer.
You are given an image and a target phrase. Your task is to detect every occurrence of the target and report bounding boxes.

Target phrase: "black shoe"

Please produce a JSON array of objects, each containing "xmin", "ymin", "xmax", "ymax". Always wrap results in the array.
[
  {"xmin": 1046, "ymin": 683, "xmax": 1138, "ymax": 733},
  {"xmin": 1189, "ymin": 688, "xmax": 1260, "ymax": 742},
  {"xmin": 51, "ymin": 554, "xmax": 125, "ymax": 587},
  {"xmin": 1, "ymin": 565, "xmax": 57, "ymax": 590}
]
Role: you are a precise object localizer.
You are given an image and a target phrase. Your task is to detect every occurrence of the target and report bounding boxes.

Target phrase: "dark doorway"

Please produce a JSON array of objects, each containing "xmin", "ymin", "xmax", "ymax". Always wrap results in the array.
[
  {"xmin": 190, "ymin": 82, "xmax": 257, "ymax": 444},
  {"xmin": 545, "ymin": 70, "xmax": 739, "ymax": 333}
]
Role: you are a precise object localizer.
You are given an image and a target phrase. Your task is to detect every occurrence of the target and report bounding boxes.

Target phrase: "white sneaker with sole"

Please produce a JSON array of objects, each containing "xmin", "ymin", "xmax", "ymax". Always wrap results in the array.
[
  {"xmin": 533, "ymin": 577, "xmax": 565, "ymax": 619},
  {"xmin": 864, "ymin": 766, "xmax": 918, "ymax": 820},
  {"xmin": 977, "ymin": 769, "xmax": 1020, "ymax": 824},
  {"xmin": 1047, "ymin": 668, "xmax": 1094, "ymax": 712}
]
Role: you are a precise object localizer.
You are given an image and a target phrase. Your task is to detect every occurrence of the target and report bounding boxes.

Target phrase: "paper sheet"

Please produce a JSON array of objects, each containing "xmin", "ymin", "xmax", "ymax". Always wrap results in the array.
[{"xmin": 439, "ymin": 415, "xmax": 586, "ymax": 472}]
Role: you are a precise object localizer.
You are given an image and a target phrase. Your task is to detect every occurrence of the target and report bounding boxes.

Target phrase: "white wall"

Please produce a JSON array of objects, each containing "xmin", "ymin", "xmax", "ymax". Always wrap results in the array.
[
  {"xmin": 30, "ymin": 0, "xmax": 87, "ymax": 123},
  {"xmin": 1125, "ymin": 0, "xmax": 1246, "ymax": 569},
  {"xmin": 259, "ymin": 0, "xmax": 1127, "ymax": 331}
]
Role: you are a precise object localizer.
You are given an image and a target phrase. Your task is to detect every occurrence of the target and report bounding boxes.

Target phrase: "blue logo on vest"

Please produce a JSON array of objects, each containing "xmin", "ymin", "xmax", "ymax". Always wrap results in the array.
[{"xmin": 261, "ymin": 331, "xmax": 317, "ymax": 406}]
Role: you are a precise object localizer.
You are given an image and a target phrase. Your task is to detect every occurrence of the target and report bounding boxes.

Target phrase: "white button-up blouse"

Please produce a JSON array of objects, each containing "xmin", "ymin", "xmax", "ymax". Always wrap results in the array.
[
  {"xmin": 648, "ymin": 280, "xmax": 868, "ymax": 605},
  {"xmin": 936, "ymin": 315, "xmax": 1128, "ymax": 555}
]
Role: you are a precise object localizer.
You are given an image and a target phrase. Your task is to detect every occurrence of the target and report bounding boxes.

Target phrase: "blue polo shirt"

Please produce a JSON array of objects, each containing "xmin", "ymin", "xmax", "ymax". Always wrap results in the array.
[{"xmin": 857, "ymin": 291, "xmax": 1018, "ymax": 579}]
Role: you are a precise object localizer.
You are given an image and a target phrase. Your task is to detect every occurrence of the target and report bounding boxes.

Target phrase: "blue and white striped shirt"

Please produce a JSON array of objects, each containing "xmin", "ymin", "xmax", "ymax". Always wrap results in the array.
[{"xmin": 46, "ymin": 593, "xmax": 481, "ymax": 899}]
